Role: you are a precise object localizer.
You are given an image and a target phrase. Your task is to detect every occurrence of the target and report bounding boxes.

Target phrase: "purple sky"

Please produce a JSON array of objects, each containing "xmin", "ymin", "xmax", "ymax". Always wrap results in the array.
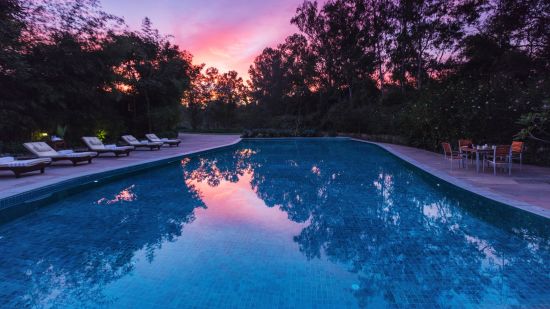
[{"xmin": 101, "ymin": 0, "xmax": 305, "ymax": 78}]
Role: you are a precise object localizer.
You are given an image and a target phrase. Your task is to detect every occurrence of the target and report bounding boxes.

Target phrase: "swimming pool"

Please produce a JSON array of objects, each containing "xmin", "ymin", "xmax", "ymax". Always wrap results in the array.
[{"xmin": 0, "ymin": 139, "xmax": 548, "ymax": 308}]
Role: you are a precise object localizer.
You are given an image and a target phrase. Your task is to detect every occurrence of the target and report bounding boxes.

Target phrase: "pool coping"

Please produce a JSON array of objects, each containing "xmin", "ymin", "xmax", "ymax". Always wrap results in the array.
[
  {"xmin": 351, "ymin": 138, "xmax": 549, "ymax": 219},
  {"xmin": 0, "ymin": 138, "xmax": 242, "ymax": 217},
  {"xmin": 245, "ymin": 137, "xmax": 549, "ymax": 218},
  {"xmin": 1, "ymin": 136, "xmax": 547, "ymax": 221}
]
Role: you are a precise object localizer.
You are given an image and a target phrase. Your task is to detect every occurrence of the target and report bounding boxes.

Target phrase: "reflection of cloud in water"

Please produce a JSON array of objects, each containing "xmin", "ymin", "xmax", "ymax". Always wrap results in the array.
[
  {"xmin": 96, "ymin": 185, "xmax": 137, "ymax": 205},
  {"xmin": 0, "ymin": 163, "xmax": 203, "ymax": 307},
  {"xmin": 237, "ymin": 148, "xmax": 256, "ymax": 158},
  {"xmin": 187, "ymin": 171, "xmax": 303, "ymax": 232},
  {"xmin": 168, "ymin": 141, "xmax": 550, "ymax": 307},
  {"xmin": 2, "ymin": 140, "xmax": 546, "ymax": 309},
  {"xmin": 311, "ymin": 165, "xmax": 321, "ymax": 176}
]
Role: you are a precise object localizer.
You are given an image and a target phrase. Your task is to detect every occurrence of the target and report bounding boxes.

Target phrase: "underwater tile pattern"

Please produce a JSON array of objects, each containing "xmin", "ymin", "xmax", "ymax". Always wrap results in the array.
[{"xmin": 0, "ymin": 139, "xmax": 548, "ymax": 308}]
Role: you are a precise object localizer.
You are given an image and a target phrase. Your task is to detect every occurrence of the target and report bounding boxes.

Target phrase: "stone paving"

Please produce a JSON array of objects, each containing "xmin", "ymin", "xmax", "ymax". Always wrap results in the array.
[
  {"xmin": 365, "ymin": 140, "xmax": 550, "ymax": 218},
  {"xmin": 0, "ymin": 133, "xmax": 241, "ymax": 200}
]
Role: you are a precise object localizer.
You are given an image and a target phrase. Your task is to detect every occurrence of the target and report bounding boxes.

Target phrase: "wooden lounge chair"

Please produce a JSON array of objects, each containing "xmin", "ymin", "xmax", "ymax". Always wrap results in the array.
[
  {"xmin": 145, "ymin": 133, "xmax": 181, "ymax": 147},
  {"xmin": 23, "ymin": 142, "xmax": 96, "ymax": 166},
  {"xmin": 0, "ymin": 156, "xmax": 51, "ymax": 178},
  {"xmin": 121, "ymin": 135, "xmax": 162, "ymax": 150},
  {"xmin": 82, "ymin": 137, "xmax": 133, "ymax": 157},
  {"xmin": 442, "ymin": 142, "xmax": 465, "ymax": 169},
  {"xmin": 483, "ymin": 145, "xmax": 512, "ymax": 175}
]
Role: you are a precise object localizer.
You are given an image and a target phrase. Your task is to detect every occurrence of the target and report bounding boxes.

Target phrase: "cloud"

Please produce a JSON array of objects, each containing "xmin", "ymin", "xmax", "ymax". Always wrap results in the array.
[{"xmin": 101, "ymin": 0, "xmax": 301, "ymax": 78}]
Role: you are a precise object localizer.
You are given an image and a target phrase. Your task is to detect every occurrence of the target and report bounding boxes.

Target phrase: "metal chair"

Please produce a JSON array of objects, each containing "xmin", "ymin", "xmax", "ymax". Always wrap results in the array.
[
  {"xmin": 483, "ymin": 145, "xmax": 512, "ymax": 175},
  {"xmin": 458, "ymin": 139, "xmax": 473, "ymax": 167},
  {"xmin": 510, "ymin": 141, "xmax": 524, "ymax": 170},
  {"xmin": 442, "ymin": 142, "xmax": 465, "ymax": 169}
]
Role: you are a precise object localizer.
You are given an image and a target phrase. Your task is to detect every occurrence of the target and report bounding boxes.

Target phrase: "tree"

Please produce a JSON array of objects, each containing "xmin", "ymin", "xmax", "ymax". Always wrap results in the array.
[
  {"xmin": 292, "ymin": 0, "xmax": 377, "ymax": 102},
  {"xmin": 0, "ymin": 0, "xmax": 193, "ymax": 150},
  {"xmin": 249, "ymin": 47, "xmax": 285, "ymax": 116},
  {"xmin": 389, "ymin": 0, "xmax": 465, "ymax": 91},
  {"xmin": 0, "ymin": 0, "xmax": 31, "ymax": 142},
  {"xmin": 182, "ymin": 66, "xmax": 248, "ymax": 130},
  {"xmin": 517, "ymin": 109, "xmax": 550, "ymax": 144}
]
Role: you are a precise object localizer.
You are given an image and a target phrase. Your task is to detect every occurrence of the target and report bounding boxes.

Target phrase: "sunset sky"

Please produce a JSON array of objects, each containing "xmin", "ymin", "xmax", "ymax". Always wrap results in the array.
[{"xmin": 101, "ymin": 0, "xmax": 305, "ymax": 79}]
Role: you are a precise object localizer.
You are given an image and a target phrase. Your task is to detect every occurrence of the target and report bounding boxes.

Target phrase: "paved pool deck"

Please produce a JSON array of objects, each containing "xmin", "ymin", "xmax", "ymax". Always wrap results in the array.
[
  {"xmin": 0, "ymin": 134, "xmax": 241, "ymax": 200},
  {"xmin": 356, "ymin": 139, "xmax": 550, "ymax": 219}
]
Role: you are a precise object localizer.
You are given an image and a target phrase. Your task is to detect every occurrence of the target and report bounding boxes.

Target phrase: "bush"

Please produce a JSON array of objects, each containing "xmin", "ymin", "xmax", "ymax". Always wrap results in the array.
[{"xmin": 241, "ymin": 128, "xmax": 321, "ymax": 138}]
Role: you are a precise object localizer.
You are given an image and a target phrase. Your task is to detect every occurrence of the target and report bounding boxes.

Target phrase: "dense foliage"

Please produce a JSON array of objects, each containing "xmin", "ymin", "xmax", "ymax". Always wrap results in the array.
[
  {"xmin": 1, "ymin": 0, "xmax": 549, "ymax": 163},
  {"xmin": 0, "ymin": 0, "xmax": 193, "ymax": 150},
  {"xmin": 183, "ymin": 0, "xmax": 550, "ymax": 163}
]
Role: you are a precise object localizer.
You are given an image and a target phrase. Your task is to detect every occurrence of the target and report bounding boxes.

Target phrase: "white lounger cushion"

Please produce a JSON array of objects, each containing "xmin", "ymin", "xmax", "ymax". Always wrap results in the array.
[
  {"xmin": 23, "ymin": 142, "xmax": 58, "ymax": 157},
  {"xmin": 56, "ymin": 150, "xmax": 97, "ymax": 157},
  {"xmin": 105, "ymin": 144, "xmax": 134, "ymax": 151},
  {"xmin": 83, "ymin": 137, "xmax": 133, "ymax": 151},
  {"xmin": 145, "ymin": 134, "xmax": 162, "ymax": 142},
  {"xmin": 121, "ymin": 135, "xmax": 140, "ymax": 145},
  {"xmin": 122, "ymin": 135, "xmax": 162, "ymax": 146},
  {"xmin": 0, "ymin": 157, "xmax": 51, "ymax": 167},
  {"xmin": 0, "ymin": 157, "xmax": 15, "ymax": 164},
  {"xmin": 146, "ymin": 133, "xmax": 179, "ymax": 143},
  {"xmin": 24, "ymin": 143, "xmax": 97, "ymax": 158},
  {"xmin": 82, "ymin": 137, "xmax": 106, "ymax": 150}
]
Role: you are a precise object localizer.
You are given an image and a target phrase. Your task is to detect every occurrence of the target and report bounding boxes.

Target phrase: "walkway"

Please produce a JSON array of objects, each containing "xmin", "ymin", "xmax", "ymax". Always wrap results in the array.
[
  {"xmin": 0, "ymin": 134, "xmax": 241, "ymax": 200},
  {"xmin": 365, "ymin": 140, "xmax": 550, "ymax": 219}
]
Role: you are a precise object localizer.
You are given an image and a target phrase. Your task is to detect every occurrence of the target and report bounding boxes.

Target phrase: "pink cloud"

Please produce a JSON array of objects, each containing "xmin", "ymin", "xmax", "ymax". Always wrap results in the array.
[{"xmin": 101, "ymin": 0, "xmax": 303, "ymax": 78}]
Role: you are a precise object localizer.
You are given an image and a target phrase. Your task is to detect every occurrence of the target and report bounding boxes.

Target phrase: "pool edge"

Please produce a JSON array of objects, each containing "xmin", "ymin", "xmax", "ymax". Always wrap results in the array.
[
  {"xmin": 0, "ymin": 138, "xmax": 242, "ymax": 217},
  {"xmin": 2, "ymin": 136, "xmax": 548, "ymax": 221},
  {"xmin": 351, "ymin": 138, "xmax": 549, "ymax": 220}
]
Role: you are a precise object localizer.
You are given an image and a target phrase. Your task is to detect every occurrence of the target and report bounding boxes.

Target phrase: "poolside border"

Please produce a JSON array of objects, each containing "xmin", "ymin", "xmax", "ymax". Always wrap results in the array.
[
  {"xmin": 351, "ymin": 138, "xmax": 549, "ymax": 219},
  {"xmin": 1, "ymin": 136, "xmax": 547, "ymax": 221},
  {"xmin": 0, "ymin": 138, "xmax": 242, "ymax": 221},
  {"xmin": 244, "ymin": 136, "xmax": 549, "ymax": 218}
]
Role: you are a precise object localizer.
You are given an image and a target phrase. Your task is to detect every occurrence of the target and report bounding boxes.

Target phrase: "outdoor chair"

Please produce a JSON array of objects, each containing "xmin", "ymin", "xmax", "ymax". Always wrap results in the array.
[
  {"xmin": 0, "ymin": 156, "xmax": 51, "ymax": 178},
  {"xmin": 145, "ymin": 133, "xmax": 181, "ymax": 147},
  {"xmin": 510, "ymin": 141, "xmax": 524, "ymax": 170},
  {"xmin": 82, "ymin": 137, "xmax": 133, "ymax": 157},
  {"xmin": 24, "ymin": 142, "xmax": 96, "ymax": 166},
  {"xmin": 441, "ymin": 142, "xmax": 465, "ymax": 169},
  {"xmin": 483, "ymin": 145, "xmax": 512, "ymax": 175},
  {"xmin": 121, "ymin": 135, "xmax": 162, "ymax": 150},
  {"xmin": 458, "ymin": 139, "xmax": 474, "ymax": 166}
]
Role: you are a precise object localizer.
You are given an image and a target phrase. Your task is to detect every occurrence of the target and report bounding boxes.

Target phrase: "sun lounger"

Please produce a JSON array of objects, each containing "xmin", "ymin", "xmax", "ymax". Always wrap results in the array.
[
  {"xmin": 23, "ymin": 142, "xmax": 96, "ymax": 166},
  {"xmin": 0, "ymin": 156, "xmax": 51, "ymax": 178},
  {"xmin": 145, "ymin": 133, "xmax": 181, "ymax": 147},
  {"xmin": 82, "ymin": 137, "xmax": 133, "ymax": 157},
  {"xmin": 121, "ymin": 135, "xmax": 162, "ymax": 150}
]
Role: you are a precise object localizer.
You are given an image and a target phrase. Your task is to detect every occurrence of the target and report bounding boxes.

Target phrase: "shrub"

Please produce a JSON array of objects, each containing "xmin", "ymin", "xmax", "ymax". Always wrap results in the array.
[{"xmin": 241, "ymin": 128, "xmax": 321, "ymax": 138}]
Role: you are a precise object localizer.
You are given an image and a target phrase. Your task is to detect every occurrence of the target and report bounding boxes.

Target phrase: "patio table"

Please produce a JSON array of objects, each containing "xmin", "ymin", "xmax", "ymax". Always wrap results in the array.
[{"xmin": 460, "ymin": 146, "xmax": 494, "ymax": 173}]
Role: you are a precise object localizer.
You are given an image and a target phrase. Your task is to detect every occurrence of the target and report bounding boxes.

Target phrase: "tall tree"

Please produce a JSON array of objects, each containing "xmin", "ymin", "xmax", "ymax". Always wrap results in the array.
[
  {"xmin": 390, "ymin": 0, "xmax": 465, "ymax": 91},
  {"xmin": 0, "ymin": 0, "xmax": 30, "ymax": 142}
]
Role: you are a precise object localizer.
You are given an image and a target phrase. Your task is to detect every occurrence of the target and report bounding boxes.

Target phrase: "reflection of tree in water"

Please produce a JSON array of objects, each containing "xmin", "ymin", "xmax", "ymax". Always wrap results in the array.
[
  {"xmin": 182, "ymin": 148, "xmax": 256, "ymax": 187},
  {"xmin": 0, "ymin": 165, "xmax": 205, "ymax": 308},
  {"xmin": 182, "ymin": 140, "xmax": 550, "ymax": 307}
]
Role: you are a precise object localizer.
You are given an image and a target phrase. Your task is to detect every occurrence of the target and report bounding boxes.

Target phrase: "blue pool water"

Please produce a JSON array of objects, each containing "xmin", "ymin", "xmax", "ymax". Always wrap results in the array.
[{"xmin": 0, "ymin": 139, "xmax": 548, "ymax": 308}]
